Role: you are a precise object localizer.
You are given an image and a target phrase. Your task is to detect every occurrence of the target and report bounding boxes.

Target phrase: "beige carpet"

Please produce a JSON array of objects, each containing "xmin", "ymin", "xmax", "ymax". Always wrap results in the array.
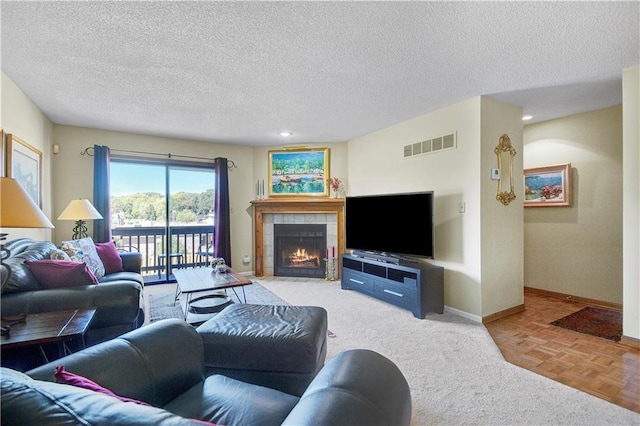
[{"xmin": 256, "ymin": 276, "xmax": 640, "ymax": 426}]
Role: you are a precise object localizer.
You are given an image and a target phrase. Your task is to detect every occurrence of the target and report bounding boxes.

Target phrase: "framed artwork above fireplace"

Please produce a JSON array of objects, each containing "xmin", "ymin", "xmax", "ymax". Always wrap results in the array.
[{"xmin": 268, "ymin": 147, "xmax": 329, "ymax": 197}]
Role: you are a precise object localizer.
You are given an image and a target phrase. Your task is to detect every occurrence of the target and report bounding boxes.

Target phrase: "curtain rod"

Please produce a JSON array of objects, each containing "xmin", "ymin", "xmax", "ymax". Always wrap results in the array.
[{"xmin": 81, "ymin": 146, "xmax": 237, "ymax": 168}]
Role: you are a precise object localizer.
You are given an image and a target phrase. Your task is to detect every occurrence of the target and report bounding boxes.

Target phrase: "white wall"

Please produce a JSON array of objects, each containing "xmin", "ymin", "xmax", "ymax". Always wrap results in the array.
[
  {"xmin": 524, "ymin": 106, "xmax": 623, "ymax": 304},
  {"xmin": 622, "ymin": 65, "xmax": 639, "ymax": 340},
  {"xmin": 0, "ymin": 71, "xmax": 54, "ymax": 241}
]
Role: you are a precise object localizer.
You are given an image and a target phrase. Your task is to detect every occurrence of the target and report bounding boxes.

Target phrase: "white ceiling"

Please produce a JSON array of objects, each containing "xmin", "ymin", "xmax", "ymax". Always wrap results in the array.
[{"xmin": 1, "ymin": 1, "xmax": 638, "ymax": 147}]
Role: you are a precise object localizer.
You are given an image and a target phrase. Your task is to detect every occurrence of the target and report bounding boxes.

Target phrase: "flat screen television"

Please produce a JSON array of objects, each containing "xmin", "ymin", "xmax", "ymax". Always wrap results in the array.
[{"xmin": 345, "ymin": 191, "xmax": 434, "ymax": 260}]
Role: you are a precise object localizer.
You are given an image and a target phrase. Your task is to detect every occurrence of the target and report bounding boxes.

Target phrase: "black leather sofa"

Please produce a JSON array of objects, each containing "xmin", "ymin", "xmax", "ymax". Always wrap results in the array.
[
  {"xmin": 2, "ymin": 318, "xmax": 412, "ymax": 425},
  {"xmin": 1, "ymin": 238, "xmax": 145, "ymax": 356}
]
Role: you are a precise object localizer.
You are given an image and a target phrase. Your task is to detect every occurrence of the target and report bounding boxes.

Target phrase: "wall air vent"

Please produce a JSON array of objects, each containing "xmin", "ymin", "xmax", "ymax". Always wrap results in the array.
[
  {"xmin": 443, "ymin": 133, "xmax": 455, "ymax": 149},
  {"xmin": 404, "ymin": 132, "xmax": 456, "ymax": 159},
  {"xmin": 412, "ymin": 142, "xmax": 422, "ymax": 155}
]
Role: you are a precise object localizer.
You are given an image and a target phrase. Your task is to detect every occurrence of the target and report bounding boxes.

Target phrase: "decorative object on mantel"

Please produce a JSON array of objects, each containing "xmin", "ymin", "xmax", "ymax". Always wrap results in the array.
[
  {"xmin": 328, "ymin": 177, "xmax": 342, "ymax": 198},
  {"xmin": 494, "ymin": 134, "xmax": 517, "ymax": 206},
  {"xmin": 57, "ymin": 199, "xmax": 103, "ymax": 239},
  {"xmin": 255, "ymin": 179, "xmax": 266, "ymax": 199},
  {"xmin": 324, "ymin": 246, "xmax": 338, "ymax": 281},
  {"xmin": 524, "ymin": 163, "xmax": 572, "ymax": 207},
  {"xmin": 268, "ymin": 147, "xmax": 330, "ymax": 197},
  {"xmin": 0, "ymin": 129, "xmax": 5, "ymax": 177}
]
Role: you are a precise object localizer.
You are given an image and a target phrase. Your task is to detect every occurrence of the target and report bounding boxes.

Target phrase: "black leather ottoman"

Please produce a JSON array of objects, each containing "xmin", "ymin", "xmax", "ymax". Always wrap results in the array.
[{"xmin": 196, "ymin": 304, "xmax": 328, "ymax": 396}]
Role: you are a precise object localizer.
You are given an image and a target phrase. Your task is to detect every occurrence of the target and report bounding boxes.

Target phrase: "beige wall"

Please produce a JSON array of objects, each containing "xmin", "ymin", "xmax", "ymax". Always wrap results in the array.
[
  {"xmin": 0, "ymin": 71, "xmax": 54, "ymax": 241},
  {"xmin": 524, "ymin": 106, "xmax": 623, "ymax": 304},
  {"xmin": 480, "ymin": 97, "xmax": 524, "ymax": 316},
  {"xmin": 622, "ymin": 65, "xmax": 639, "ymax": 340},
  {"xmin": 346, "ymin": 96, "xmax": 524, "ymax": 319}
]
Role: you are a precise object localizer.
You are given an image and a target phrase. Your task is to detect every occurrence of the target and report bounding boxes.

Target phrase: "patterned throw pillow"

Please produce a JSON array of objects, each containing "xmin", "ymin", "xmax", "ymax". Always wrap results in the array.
[
  {"xmin": 49, "ymin": 248, "xmax": 71, "ymax": 261},
  {"xmin": 60, "ymin": 237, "xmax": 106, "ymax": 279}
]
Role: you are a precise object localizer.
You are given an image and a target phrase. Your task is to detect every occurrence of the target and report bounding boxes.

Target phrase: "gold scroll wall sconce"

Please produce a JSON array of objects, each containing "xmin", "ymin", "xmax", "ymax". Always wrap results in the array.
[{"xmin": 494, "ymin": 134, "xmax": 517, "ymax": 206}]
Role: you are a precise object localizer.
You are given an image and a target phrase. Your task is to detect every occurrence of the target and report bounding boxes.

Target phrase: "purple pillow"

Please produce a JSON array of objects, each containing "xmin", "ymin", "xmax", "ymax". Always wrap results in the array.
[
  {"xmin": 25, "ymin": 260, "xmax": 99, "ymax": 289},
  {"xmin": 54, "ymin": 365, "xmax": 149, "ymax": 406},
  {"xmin": 94, "ymin": 241, "xmax": 124, "ymax": 274}
]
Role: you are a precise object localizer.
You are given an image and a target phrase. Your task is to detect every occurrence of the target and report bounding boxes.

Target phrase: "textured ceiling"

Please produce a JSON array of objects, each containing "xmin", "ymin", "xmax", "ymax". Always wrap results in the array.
[{"xmin": 1, "ymin": 1, "xmax": 638, "ymax": 147}]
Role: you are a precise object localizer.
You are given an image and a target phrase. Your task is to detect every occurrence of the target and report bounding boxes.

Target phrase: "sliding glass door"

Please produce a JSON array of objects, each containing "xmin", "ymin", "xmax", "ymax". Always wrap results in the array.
[
  {"xmin": 167, "ymin": 166, "xmax": 216, "ymax": 280},
  {"xmin": 110, "ymin": 160, "xmax": 215, "ymax": 284}
]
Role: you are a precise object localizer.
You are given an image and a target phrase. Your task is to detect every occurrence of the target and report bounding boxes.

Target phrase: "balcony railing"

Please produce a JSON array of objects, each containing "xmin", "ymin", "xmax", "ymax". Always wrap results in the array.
[{"xmin": 111, "ymin": 225, "xmax": 214, "ymax": 282}]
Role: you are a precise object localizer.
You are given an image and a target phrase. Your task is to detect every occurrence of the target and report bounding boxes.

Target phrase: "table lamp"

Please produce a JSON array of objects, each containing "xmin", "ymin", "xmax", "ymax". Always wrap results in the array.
[
  {"xmin": 57, "ymin": 199, "xmax": 103, "ymax": 239},
  {"xmin": 0, "ymin": 177, "xmax": 55, "ymax": 289}
]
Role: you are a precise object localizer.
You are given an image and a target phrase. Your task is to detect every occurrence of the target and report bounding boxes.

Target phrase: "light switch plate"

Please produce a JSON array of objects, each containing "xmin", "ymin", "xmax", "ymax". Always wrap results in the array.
[{"xmin": 491, "ymin": 168, "xmax": 501, "ymax": 180}]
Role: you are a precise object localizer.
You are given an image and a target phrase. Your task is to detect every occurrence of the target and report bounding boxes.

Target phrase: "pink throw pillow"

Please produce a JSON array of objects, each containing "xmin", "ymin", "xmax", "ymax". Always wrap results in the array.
[
  {"xmin": 94, "ymin": 241, "xmax": 124, "ymax": 274},
  {"xmin": 25, "ymin": 260, "xmax": 99, "ymax": 289},
  {"xmin": 54, "ymin": 365, "xmax": 149, "ymax": 406}
]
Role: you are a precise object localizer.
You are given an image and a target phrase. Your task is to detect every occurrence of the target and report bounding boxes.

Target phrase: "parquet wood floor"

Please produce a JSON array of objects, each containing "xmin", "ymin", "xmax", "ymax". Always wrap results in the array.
[{"xmin": 485, "ymin": 290, "xmax": 640, "ymax": 414}]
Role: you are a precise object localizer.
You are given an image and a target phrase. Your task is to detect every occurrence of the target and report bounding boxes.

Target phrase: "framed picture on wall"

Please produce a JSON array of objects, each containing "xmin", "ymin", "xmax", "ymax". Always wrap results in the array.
[
  {"xmin": 524, "ymin": 163, "xmax": 572, "ymax": 207},
  {"xmin": 7, "ymin": 133, "xmax": 42, "ymax": 206},
  {"xmin": 268, "ymin": 147, "xmax": 330, "ymax": 197}
]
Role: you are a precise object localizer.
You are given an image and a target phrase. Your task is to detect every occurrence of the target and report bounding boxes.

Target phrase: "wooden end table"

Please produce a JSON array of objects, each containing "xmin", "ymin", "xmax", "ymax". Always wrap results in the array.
[{"xmin": 1, "ymin": 308, "xmax": 96, "ymax": 363}]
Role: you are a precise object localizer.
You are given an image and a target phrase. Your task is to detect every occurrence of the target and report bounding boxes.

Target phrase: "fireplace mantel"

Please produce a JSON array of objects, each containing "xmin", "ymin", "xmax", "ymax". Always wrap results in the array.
[{"xmin": 250, "ymin": 198, "xmax": 344, "ymax": 277}]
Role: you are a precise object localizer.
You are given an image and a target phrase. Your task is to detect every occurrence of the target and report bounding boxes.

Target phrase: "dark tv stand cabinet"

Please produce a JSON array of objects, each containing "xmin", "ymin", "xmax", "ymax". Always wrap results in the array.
[{"xmin": 341, "ymin": 254, "xmax": 444, "ymax": 318}]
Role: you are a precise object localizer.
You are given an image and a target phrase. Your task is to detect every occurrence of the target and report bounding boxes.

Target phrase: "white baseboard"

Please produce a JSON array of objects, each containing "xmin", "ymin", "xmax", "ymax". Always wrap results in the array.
[{"xmin": 444, "ymin": 305, "xmax": 482, "ymax": 323}]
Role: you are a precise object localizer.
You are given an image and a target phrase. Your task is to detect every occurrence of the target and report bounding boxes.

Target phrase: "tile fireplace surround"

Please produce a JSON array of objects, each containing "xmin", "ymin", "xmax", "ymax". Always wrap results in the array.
[{"xmin": 250, "ymin": 198, "xmax": 345, "ymax": 277}]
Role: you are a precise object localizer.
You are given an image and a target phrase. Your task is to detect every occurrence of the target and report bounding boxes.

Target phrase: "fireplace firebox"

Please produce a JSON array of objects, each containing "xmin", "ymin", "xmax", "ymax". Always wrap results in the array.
[{"xmin": 274, "ymin": 224, "xmax": 326, "ymax": 278}]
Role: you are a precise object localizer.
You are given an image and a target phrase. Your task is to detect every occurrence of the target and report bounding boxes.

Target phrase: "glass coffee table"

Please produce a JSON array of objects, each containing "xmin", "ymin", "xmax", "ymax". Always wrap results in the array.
[{"xmin": 172, "ymin": 267, "xmax": 252, "ymax": 322}]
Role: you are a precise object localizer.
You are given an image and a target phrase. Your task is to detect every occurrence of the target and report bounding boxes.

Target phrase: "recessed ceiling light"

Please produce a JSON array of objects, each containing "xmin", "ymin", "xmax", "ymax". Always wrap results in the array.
[
  {"xmin": 278, "ymin": 131, "xmax": 293, "ymax": 137},
  {"xmin": 522, "ymin": 115, "xmax": 533, "ymax": 121}
]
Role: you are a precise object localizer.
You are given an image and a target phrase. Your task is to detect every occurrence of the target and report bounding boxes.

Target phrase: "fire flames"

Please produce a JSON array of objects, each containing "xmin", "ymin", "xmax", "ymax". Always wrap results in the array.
[{"xmin": 286, "ymin": 248, "xmax": 319, "ymax": 267}]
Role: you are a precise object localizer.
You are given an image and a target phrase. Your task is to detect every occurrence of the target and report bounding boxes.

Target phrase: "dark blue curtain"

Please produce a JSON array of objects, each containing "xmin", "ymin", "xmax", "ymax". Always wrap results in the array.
[
  {"xmin": 214, "ymin": 157, "xmax": 231, "ymax": 266},
  {"xmin": 93, "ymin": 145, "xmax": 111, "ymax": 243}
]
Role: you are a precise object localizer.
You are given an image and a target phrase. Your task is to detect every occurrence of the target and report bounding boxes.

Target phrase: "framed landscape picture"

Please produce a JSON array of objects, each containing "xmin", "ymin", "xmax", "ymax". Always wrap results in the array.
[
  {"xmin": 524, "ymin": 163, "xmax": 572, "ymax": 207},
  {"xmin": 7, "ymin": 134, "xmax": 42, "ymax": 206},
  {"xmin": 268, "ymin": 147, "xmax": 329, "ymax": 197}
]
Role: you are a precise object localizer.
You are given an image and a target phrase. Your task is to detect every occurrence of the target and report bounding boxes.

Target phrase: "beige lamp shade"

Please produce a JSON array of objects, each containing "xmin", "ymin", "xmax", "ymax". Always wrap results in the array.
[
  {"xmin": 58, "ymin": 199, "xmax": 103, "ymax": 239},
  {"xmin": 0, "ymin": 177, "xmax": 54, "ymax": 228},
  {"xmin": 57, "ymin": 199, "xmax": 103, "ymax": 221}
]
